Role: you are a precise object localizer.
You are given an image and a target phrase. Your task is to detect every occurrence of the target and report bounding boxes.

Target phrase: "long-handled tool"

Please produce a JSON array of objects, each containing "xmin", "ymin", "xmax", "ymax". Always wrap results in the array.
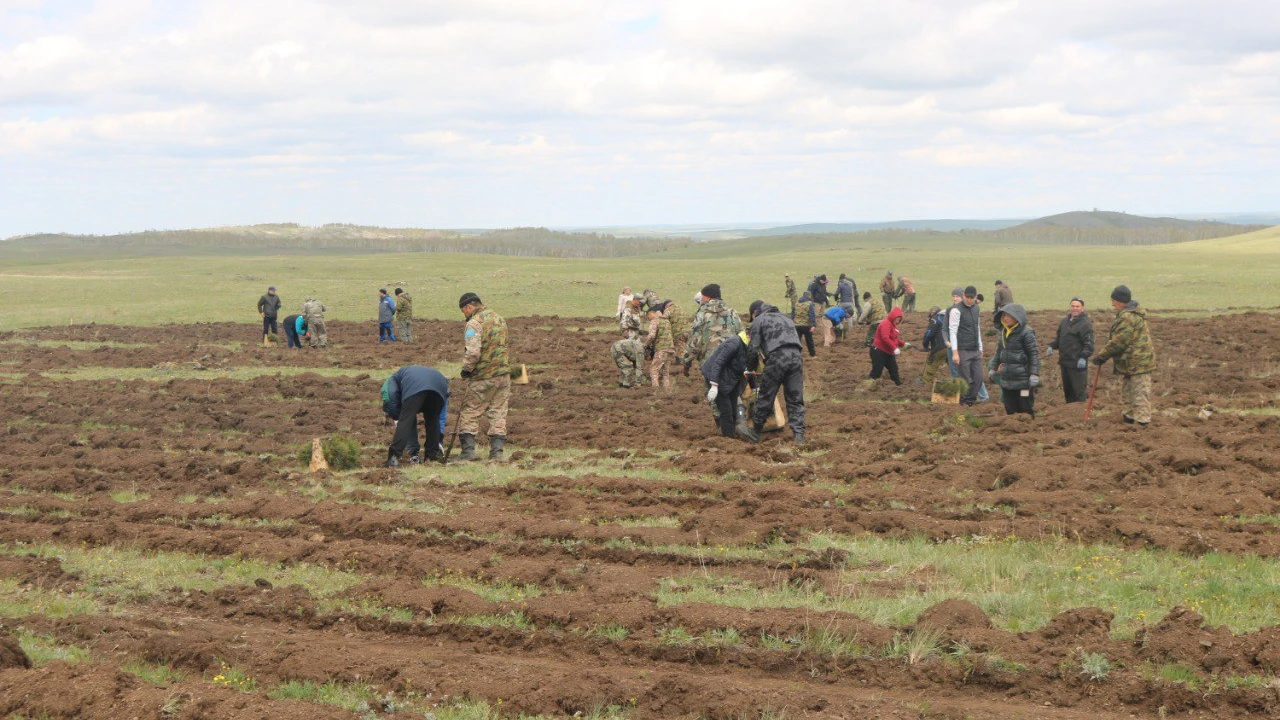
[
  {"xmin": 442, "ymin": 378, "xmax": 473, "ymax": 463},
  {"xmin": 1084, "ymin": 364, "xmax": 1103, "ymax": 421}
]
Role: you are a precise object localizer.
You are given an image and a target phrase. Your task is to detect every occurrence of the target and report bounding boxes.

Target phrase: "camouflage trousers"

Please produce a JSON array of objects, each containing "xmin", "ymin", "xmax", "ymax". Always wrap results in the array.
[
  {"xmin": 1121, "ymin": 373, "xmax": 1153, "ymax": 425},
  {"xmin": 611, "ymin": 338, "xmax": 644, "ymax": 387},
  {"xmin": 459, "ymin": 375, "xmax": 511, "ymax": 437},
  {"xmin": 922, "ymin": 347, "xmax": 948, "ymax": 385},
  {"xmin": 306, "ymin": 318, "xmax": 328, "ymax": 347},
  {"xmin": 650, "ymin": 348, "xmax": 676, "ymax": 390},
  {"xmin": 395, "ymin": 318, "xmax": 414, "ymax": 343}
]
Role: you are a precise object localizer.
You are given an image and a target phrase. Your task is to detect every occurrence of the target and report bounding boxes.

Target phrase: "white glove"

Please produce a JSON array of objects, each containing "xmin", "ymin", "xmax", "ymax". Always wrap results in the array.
[
  {"xmin": 1044, "ymin": 347, "xmax": 1054, "ymax": 358},
  {"xmin": 707, "ymin": 384, "xmax": 719, "ymax": 401},
  {"xmin": 893, "ymin": 348, "xmax": 901, "ymax": 356},
  {"xmin": 1029, "ymin": 375, "xmax": 1040, "ymax": 388}
]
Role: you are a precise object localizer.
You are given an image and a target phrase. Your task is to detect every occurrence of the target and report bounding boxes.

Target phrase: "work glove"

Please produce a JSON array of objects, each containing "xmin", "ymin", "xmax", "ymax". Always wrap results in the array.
[
  {"xmin": 893, "ymin": 348, "xmax": 900, "ymax": 356},
  {"xmin": 707, "ymin": 384, "xmax": 719, "ymax": 402},
  {"xmin": 1029, "ymin": 375, "xmax": 1040, "ymax": 388},
  {"xmin": 1092, "ymin": 356, "xmax": 1105, "ymax": 366},
  {"xmin": 1077, "ymin": 358, "xmax": 1087, "ymax": 370},
  {"xmin": 460, "ymin": 369, "xmax": 474, "ymax": 379},
  {"xmin": 1044, "ymin": 347, "xmax": 1054, "ymax": 358}
]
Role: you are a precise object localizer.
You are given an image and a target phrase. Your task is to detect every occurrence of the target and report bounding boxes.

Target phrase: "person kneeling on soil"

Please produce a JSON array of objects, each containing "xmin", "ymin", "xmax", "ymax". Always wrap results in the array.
[
  {"xmin": 869, "ymin": 307, "xmax": 907, "ymax": 385},
  {"xmin": 988, "ymin": 303, "xmax": 1040, "ymax": 418},
  {"xmin": 382, "ymin": 365, "xmax": 450, "ymax": 467},
  {"xmin": 701, "ymin": 331, "xmax": 751, "ymax": 437},
  {"xmin": 282, "ymin": 313, "xmax": 309, "ymax": 350}
]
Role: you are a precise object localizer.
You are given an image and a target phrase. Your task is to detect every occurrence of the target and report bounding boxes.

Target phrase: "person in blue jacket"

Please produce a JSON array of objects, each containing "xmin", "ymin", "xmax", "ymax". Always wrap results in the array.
[
  {"xmin": 378, "ymin": 289, "xmax": 397, "ymax": 342},
  {"xmin": 382, "ymin": 365, "xmax": 450, "ymax": 466},
  {"xmin": 824, "ymin": 305, "xmax": 849, "ymax": 344},
  {"xmin": 282, "ymin": 313, "xmax": 308, "ymax": 349}
]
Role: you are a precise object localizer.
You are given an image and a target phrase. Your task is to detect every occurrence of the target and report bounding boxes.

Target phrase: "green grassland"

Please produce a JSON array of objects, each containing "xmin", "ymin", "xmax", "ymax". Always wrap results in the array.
[{"xmin": 1, "ymin": 225, "xmax": 1277, "ymax": 330}]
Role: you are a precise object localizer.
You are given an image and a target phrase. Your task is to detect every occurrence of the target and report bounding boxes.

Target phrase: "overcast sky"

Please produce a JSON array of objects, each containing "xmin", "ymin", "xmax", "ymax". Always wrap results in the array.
[{"xmin": 2, "ymin": 0, "xmax": 1278, "ymax": 236}]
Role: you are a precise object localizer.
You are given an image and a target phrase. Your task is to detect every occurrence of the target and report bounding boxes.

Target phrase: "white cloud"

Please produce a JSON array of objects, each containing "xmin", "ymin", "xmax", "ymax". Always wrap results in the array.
[{"xmin": 0, "ymin": 0, "xmax": 1278, "ymax": 234}]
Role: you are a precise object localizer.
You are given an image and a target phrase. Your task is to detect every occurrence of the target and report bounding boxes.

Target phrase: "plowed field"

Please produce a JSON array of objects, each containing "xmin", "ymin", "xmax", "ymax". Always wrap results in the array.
[{"xmin": 1, "ymin": 310, "xmax": 1278, "ymax": 719}]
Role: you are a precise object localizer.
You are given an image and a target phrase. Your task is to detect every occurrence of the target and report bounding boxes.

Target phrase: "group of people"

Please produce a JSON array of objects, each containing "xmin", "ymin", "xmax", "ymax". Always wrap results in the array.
[
  {"xmin": 254, "ymin": 286, "xmax": 415, "ymax": 347},
  {"xmin": 608, "ymin": 275, "xmax": 1158, "ymax": 447}
]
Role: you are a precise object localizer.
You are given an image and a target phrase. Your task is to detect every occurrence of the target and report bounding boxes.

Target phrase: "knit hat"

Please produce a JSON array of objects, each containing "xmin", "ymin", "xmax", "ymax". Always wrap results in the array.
[
  {"xmin": 1110, "ymin": 285, "xmax": 1132, "ymax": 303},
  {"xmin": 700, "ymin": 283, "xmax": 721, "ymax": 300},
  {"xmin": 267, "ymin": 286, "xmax": 276, "ymax": 291},
  {"xmin": 964, "ymin": 285, "xmax": 977, "ymax": 298},
  {"xmin": 748, "ymin": 300, "xmax": 765, "ymax": 317},
  {"xmin": 458, "ymin": 292, "xmax": 481, "ymax": 308}
]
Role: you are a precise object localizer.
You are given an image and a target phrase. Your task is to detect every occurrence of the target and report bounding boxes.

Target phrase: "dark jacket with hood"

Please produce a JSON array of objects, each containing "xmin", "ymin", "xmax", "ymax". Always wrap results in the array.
[
  {"xmin": 381, "ymin": 366, "xmax": 450, "ymax": 432},
  {"xmin": 1049, "ymin": 312, "xmax": 1094, "ymax": 365},
  {"xmin": 807, "ymin": 276, "xmax": 829, "ymax": 306},
  {"xmin": 746, "ymin": 304, "xmax": 801, "ymax": 369},
  {"xmin": 836, "ymin": 277, "xmax": 856, "ymax": 304},
  {"xmin": 258, "ymin": 293, "xmax": 282, "ymax": 319},
  {"xmin": 989, "ymin": 304, "xmax": 1040, "ymax": 390},
  {"xmin": 701, "ymin": 331, "xmax": 750, "ymax": 391}
]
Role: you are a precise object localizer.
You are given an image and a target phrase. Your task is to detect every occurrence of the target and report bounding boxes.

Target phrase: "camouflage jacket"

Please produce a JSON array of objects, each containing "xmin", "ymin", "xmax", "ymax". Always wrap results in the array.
[
  {"xmin": 665, "ymin": 302, "xmax": 689, "ymax": 339},
  {"xmin": 618, "ymin": 306, "xmax": 643, "ymax": 340},
  {"xmin": 462, "ymin": 305, "xmax": 510, "ymax": 380},
  {"xmin": 642, "ymin": 290, "xmax": 661, "ymax": 310},
  {"xmin": 784, "ymin": 277, "xmax": 797, "ymax": 300},
  {"xmin": 648, "ymin": 316, "xmax": 674, "ymax": 353},
  {"xmin": 395, "ymin": 293, "xmax": 413, "ymax": 320},
  {"xmin": 1096, "ymin": 303, "xmax": 1155, "ymax": 376},
  {"xmin": 879, "ymin": 275, "xmax": 895, "ymax": 294},
  {"xmin": 860, "ymin": 295, "xmax": 886, "ymax": 325},
  {"xmin": 682, "ymin": 299, "xmax": 743, "ymax": 364},
  {"xmin": 791, "ymin": 299, "xmax": 816, "ymax": 328},
  {"xmin": 301, "ymin": 299, "xmax": 326, "ymax": 320}
]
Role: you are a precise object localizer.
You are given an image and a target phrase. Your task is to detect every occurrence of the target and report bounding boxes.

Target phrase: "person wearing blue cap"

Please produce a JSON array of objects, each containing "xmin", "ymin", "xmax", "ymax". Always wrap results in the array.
[{"xmin": 257, "ymin": 286, "xmax": 281, "ymax": 344}]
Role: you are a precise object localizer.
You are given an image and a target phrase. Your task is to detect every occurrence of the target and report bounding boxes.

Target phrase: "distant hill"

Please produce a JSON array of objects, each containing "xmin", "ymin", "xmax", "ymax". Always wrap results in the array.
[
  {"xmin": 710, "ymin": 219, "xmax": 1025, "ymax": 238},
  {"xmin": 0, "ymin": 224, "xmax": 692, "ymax": 259},
  {"xmin": 996, "ymin": 210, "xmax": 1266, "ymax": 245}
]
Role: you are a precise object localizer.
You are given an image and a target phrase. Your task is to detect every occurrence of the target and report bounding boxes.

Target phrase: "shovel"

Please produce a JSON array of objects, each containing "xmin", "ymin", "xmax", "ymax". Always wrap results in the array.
[
  {"xmin": 1085, "ymin": 364, "xmax": 1103, "ymax": 422},
  {"xmin": 442, "ymin": 378, "xmax": 473, "ymax": 464}
]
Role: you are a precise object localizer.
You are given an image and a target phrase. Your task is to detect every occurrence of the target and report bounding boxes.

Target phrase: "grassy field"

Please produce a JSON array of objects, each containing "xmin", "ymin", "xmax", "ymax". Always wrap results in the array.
[{"xmin": 0, "ymin": 226, "xmax": 1277, "ymax": 330}]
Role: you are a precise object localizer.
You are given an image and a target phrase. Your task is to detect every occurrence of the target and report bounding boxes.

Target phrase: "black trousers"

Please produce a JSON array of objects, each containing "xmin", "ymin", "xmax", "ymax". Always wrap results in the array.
[
  {"xmin": 262, "ymin": 316, "xmax": 278, "ymax": 336},
  {"xmin": 390, "ymin": 391, "xmax": 446, "ymax": 460},
  {"xmin": 1002, "ymin": 388, "xmax": 1036, "ymax": 417},
  {"xmin": 1061, "ymin": 363, "xmax": 1089, "ymax": 403},
  {"xmin": 869, "ymin": 347, "xmax": 902, "ymax": 385},
  {"xmin": 794, "ymin": 327, "xmax": 816, "ymax": 356},
  {"xmin": 752, "ymin": 348, "xmax": 805, "ymax": 434},
  {"xmin": 714, "ymin": 382, "xmax": 741, "ymax": 437}
]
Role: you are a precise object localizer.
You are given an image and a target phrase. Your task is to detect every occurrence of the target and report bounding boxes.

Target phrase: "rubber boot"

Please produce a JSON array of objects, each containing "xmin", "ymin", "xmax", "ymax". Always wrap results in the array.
[
  {"xmin": 793, "ymin": 430, "xmax": 806, "ymax": 447},
  {"xmin": 458, "ymin": 433, "xmax": 479, "ymax": 461},
  {"xmin": 736, "ymin": 421, "xmax": 762, "ymax": 444},
  {"xmin": 386, "ymin": 447, "xmax": 400, "ymax": 468},
  {"xmin": 488, "ymin": 435, "xmax": 506, "ymax": 463}
]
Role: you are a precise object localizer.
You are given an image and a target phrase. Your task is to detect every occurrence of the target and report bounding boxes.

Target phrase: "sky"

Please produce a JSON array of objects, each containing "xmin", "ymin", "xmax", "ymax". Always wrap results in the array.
[{"xmin": 2, "ymin": 0, "xmax": 1278, "ymax": 236}]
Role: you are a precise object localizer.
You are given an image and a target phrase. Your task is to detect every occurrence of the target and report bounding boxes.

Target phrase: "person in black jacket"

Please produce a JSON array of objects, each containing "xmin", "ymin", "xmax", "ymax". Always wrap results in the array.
[
  {"xmin": 1046, "ymin": 297, "xmax": 1094, "ymax": 403},
  {"xmin": 257, "ymin": 286, "xmax": 281, "ymax": 342},
  {"xmin": 381, "ymin": 365, "xmax": 450, "ymax": 466},
  {"xmin": 701, "ymin": 331, "xmax": 750, "ymax": 437},
  {"xmin": 807, "ymin": 275, "xmax": 830, "ymax": 308},
  {"xmin": 988, "ymin": 303, "xmax": 1040, "ymax": 418},
  {"xmin": 738, "ymin": 301, "xmax": 806, "ymax": 446}
]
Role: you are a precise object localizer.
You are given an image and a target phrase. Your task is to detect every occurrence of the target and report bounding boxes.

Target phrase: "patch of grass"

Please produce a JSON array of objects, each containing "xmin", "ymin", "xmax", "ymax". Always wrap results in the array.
[
  {"xmin": 0, "ymin": 338, "xmax": 153, "ymax": 350},
  {"xmin": 209, "ymin": 661, "xmax": 256, "ymax": 692},
  {"xmin": 601, "ymin": 516, "xmax": 682, "ymax": 529},
  {"xmin": 883, "ymin": 629, "xmax": 942, "ymax": 665},
  {"xmin": 1220, "ymin": 514, "xmax": 1280, "ymax": 526},
  {"xmin": 40, "ymin": 365, "xmax": 441, "ymax": 382},
  {"xmin": 108, "ymin": 488, "xmax": 151, "ymax": 503},
  {"xmin": 424, "ymin": 571, "xmax": 543, "ymax": 602},
  {"xmin": 295, "ymin": 434, "xmax": 362, "ymax": 471},
  {"xmin": 122, "ymin": 659, "xmax": 187, "ymax": 686},
  {"xmin": 316, "ymin": 597, "xmax": 415, "ymax": 623},
  {"xmin": 268, "ymin": 679, "xmax": 379, "ymax": 711},
  {"xmin": 655, "ymin": 533, "xmax": 1280, "ymax": 634},
  {"xmin": 585, "ymin": 623, "xmax": 630, "ymax": 642},
  {"xmin": 1078, "ymin": 651, "xmax": 1112, "ymax": 681},
  {"xmin": 0, "ymin": 577, "xmax": 100, "ymax": 619},
  {"xmin": 658, "ymin": 627, "xmax": 698, "ymax": 646},
  {"xmin": 17, "ymin": 630, "xmax": 91, "ymax": 666},
  {"xmin": 450, "ymin": 611, "xmax": 534, "ymax": 631},
  {"xmin": 2, "ymin": 542, "xmax": 362, "ymax": 603}
]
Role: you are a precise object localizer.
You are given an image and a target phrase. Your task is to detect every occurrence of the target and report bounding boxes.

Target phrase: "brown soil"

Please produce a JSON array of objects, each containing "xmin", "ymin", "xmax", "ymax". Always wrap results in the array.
[{"xmin": 1, "ymin": 311, "xmax": 1278, "ymax": 719}]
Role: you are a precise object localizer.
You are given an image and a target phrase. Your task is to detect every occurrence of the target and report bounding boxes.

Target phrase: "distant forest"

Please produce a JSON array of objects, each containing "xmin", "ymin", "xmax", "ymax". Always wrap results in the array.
[{"xmin": 0, "ymin": 224, "xmax": 694, "ymax": 259}]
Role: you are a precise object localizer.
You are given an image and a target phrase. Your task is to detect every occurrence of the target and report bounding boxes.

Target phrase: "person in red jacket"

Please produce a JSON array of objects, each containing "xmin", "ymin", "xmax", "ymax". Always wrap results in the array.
[{"xmin": 869, "ymin": 306, "xmax": 907, "ymax": 385}]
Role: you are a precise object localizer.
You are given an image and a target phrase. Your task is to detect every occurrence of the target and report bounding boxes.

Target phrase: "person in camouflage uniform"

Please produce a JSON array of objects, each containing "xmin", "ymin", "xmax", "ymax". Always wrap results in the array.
[
  {"xmin": 611, "ymin": 296, "xmax": 646, "ymax": 387},
  {"xmin": 1093, "ymin": 285, "xmax": 1156, "ymax": 426},
  {"xmin": 457, "ymin": 292, "xmax": 511, "ymax": 461},
  {"xmin": 664, "ymin": 299, "xmax": 690, "ymax": 361},
  {"xmin": 880, "ymin": 271, "xmax": 896, "ymax": 312},
  {"xmin": 641, "ymin": 288, "xmax": 661, "ymax": 311},
  {"xmin": 784, "ymin": 274, "xmax": 797, "ymax": 312},
  {"xmin": 394, "ymin": 288, "xmax": 414, "ymax": 343},
  {"xmin": 681, "ymin": 284, "xmax": 743, "ymax": 367},
  {"xmin": 858, "ymin": 291, "xmax": 886, "ymax": 348},
  {"xmin": 301, "ymin": 297, "xmax": 328, "ymax": 348},
  {"xmin": 645, "ymin": 301, "xmax": 676, "ymax": 391},
  {"xmin": 791, "ymin": 291, "xmax": 817, "ymax": 357}
]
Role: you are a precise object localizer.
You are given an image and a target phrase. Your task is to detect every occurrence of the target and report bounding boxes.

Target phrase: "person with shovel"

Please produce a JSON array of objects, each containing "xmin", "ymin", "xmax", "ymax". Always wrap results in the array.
[
  {"xmin": 738, "ymin": 300, "xmax": 807, "ymax": 446},
  {"xmin": 1092, "ymin": 285, "xmax": 1156, "ymax": 426},
  {"xmin": 382, "ymin": 365, "xmax": 449, "ymax": 467},
  {"xmin": 458, "ymin": 292, "xmax": 511, "ymax": 461}
]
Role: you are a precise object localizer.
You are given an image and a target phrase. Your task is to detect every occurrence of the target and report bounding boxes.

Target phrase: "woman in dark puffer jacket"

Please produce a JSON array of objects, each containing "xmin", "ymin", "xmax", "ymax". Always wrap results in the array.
[{"xmin": 988, "ymin": 303, "xmax": 1041, "ymax": 418}]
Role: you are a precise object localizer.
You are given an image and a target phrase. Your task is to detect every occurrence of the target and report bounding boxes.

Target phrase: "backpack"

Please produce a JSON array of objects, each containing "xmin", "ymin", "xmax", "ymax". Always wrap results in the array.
[{"xmin": 923, "ymin": 314, "xmax": 945, "ymax": 352}]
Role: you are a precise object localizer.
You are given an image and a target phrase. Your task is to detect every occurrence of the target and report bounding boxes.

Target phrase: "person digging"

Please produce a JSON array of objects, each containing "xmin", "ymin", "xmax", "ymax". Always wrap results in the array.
[{"xmin": 382, "ymin": 365, "xmax": 450, "ymax": 467}]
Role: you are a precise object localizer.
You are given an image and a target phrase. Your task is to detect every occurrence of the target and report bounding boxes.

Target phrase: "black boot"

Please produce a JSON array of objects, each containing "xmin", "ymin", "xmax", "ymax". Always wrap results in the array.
[
  {"xmin": 736, "ymin": 421, "xmax": 762, "ymax": 444},
  {"xmin": 386, "ymin": 447, "xmax": 400, "ymax": 468},
  {"xmin": 793, "ymin": 430, "xmax": 805, "ymax": 447},
  {"xmin": 458, "ymin": 433, "xmax": 479, "ymax": 461},
  {"xmin": 489, "ymin": 435, "xmax": 506, "ymax": 462}
]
